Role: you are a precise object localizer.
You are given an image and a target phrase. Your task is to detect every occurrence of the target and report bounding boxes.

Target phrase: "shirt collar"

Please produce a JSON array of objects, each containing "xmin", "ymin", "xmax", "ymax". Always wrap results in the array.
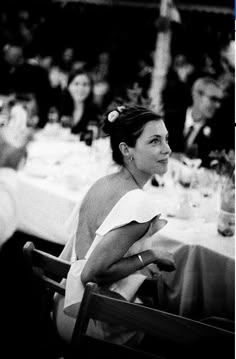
[{"xmin": 184, "ymin": 107, "xmax": 206, "ymax": 133}]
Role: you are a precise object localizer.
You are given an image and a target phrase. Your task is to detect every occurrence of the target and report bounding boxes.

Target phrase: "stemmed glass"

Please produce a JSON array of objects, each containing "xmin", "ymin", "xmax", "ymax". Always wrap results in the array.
[
  {"xmin": 175, "ymin": 154, "xmax": 202, "ymax": 218},
  {"xmin": 61, "ymin": 115, "xmax": 72, "ymax": 129},
  {"xmin": 48, "ymin": 106, "xmax": 59, "ymax": 124}
]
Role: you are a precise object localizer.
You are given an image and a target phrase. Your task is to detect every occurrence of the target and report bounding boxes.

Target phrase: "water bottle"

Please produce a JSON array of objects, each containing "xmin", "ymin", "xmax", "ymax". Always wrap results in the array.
[{"xmin": 217, "ymin": 171, "xmax": 235, "ymax": 236}]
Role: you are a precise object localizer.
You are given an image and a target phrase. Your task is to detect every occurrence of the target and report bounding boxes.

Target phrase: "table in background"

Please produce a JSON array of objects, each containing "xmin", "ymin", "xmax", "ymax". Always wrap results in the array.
[
  {"xmin": 146, "ymin": 182, "xmax": 235, "ymax": 321},
  {"xmin": 18, "ymin": 127, "xmax": 116, "ymax": 244},
  {"xmin": 18, "ymin": 133, "xmax": 235, "ymax": 321}
]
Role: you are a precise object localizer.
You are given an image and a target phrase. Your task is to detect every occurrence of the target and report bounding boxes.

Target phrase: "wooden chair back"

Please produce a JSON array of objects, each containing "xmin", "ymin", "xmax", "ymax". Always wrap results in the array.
[
  {"xmin": 23, "ymin": 241, "xmax": 70, "ymax": 295},
  {"xmin": 23, "ymin": 241, "xmax": 161, "ymax": 358},
  {"xmin": 71, "ymin": 282, "xmax": 235, "ymax": 359},
  {"xmin": 23, "ymin": 242, "xmax": 234, "ymax": 359}
]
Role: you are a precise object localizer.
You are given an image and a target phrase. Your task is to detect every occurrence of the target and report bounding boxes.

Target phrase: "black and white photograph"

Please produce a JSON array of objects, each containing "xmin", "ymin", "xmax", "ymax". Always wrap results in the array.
[{"xmin": 0, "ymin": 0, "xmax": 234, "ymax": 358}]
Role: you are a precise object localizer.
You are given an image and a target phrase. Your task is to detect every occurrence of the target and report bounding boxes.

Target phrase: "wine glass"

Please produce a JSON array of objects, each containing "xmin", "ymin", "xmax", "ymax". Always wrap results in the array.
[
  {"xmin": 84, "ymin": 130, "xmax": 93, "ymax": 146},
  {"xmin": 61, "ymin": 115, "xmax": 72, "ymax": 129},
  {"xmin": 48, "ymin": 107, "xmax": 59, "ymax": 124}
]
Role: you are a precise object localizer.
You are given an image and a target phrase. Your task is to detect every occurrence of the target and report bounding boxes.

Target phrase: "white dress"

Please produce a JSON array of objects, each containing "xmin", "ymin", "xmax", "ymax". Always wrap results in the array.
[{"xmin": 54, "ymin": 189, "xmax": 167, "ymax": 345}]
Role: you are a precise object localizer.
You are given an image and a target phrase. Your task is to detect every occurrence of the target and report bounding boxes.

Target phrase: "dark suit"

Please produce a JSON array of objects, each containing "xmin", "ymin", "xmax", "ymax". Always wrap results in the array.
[
  {"xmin": 165, "ymin": 106, "xmax": 231, "ymax": 167},
  {"xmin": 0, "ymin": 61, "xmax": 51, "ymax": 128},
  {"xmin": 184, "ymin": 120, "xmax": 218, "ymax": 167}
]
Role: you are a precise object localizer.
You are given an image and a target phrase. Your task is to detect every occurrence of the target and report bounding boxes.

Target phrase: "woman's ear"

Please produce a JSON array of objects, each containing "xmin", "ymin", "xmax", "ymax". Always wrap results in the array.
[{"xmin": 119, "ymin": 142, "xmax": 130, "ymax": 160}]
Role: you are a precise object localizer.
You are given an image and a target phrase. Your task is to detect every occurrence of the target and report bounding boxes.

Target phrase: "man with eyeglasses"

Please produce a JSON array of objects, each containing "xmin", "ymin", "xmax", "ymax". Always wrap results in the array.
[{"xmin": 182, "ymin": 76, "xmax": 224, "ymax": 166}]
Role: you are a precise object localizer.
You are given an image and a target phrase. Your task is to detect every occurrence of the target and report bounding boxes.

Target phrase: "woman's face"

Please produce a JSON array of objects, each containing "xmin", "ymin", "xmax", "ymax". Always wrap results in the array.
[
  {"xmin": 130, "ymin": 120, "xmax": 171, "ymax": 176},
  {"xmin": 68, "ymin": 74, "xmax": 92, "ymax": 103}
]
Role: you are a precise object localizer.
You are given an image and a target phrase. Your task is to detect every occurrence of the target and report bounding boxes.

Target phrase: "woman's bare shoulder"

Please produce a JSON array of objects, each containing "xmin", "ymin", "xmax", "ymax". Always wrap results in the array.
[
  {"xmin": 81, "ymin": 172, "xmax": 133, "ymax": 212},
  {"xmin": 85, "ymin": 174, "xmax": 116, "ymax": 197}
]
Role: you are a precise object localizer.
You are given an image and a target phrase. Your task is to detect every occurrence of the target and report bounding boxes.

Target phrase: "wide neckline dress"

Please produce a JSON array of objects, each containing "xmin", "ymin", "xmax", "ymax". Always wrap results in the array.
[{"xmin": 54, "ymin": 189, "xmax": 167, "ymax": 345}]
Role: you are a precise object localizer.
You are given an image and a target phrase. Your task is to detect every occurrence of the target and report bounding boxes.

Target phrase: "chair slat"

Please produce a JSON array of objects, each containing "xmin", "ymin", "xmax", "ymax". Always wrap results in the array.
[
  {"xmin": 71, "ymin": 282, "xmax": 234, "ymax": 359},
  {"xmin": 88, "ymin": 293, "xmax": 233, "ymax": 343},
  {"xmin": 32, "ymin": 249, "xmax": 70, "ymax": 278},
  {"xmin": 41, "ymin": 275, "xmax": 66, "ymax": 296},
  {"xmin": 23, "ymin": 241, "xmax": 69, "ymax": 294},
  {"xmin": 23, "ymin": 242, "xmax": 235, "ymax": 359}
]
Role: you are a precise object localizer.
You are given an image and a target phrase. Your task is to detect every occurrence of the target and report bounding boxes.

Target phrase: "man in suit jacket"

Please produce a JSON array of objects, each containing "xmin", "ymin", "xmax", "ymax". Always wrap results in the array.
[
  {"xmin": 164, "ymin": 76, "xmax": 225, "ymax": 167},
  {"xmin": 183, "ymin": 77, "xmax": 224, "ymax": 166}
]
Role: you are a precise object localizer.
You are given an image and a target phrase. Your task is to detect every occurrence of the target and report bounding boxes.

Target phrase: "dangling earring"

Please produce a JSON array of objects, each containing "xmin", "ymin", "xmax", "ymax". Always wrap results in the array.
[{"xmin": 128, "ymin": 156, "xmax": 133, "ymax": 162}]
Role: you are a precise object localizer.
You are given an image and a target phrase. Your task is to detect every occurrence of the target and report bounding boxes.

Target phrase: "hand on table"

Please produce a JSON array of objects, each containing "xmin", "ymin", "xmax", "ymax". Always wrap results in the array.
[{"xmin": 152, "ymin": 248, "xmax": 176, "ymax": 272}]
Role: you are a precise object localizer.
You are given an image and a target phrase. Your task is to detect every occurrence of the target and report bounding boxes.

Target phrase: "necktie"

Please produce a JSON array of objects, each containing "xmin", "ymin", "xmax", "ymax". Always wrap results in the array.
[{"xmin": 184, "ymin": 126, "xmax": 199, "ymax": 158}]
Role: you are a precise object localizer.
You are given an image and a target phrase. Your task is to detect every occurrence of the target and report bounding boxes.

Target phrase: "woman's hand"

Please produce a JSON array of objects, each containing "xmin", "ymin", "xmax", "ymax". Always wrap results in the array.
[{"xmin": 151, "ymin": 248, "xmax": 176, "ymax": 272}]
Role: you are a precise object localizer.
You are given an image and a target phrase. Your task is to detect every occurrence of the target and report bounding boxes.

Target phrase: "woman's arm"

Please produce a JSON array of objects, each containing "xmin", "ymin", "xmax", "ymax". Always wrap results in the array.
[{"xmin": 81, "ymin": 220, "xmax": 174, "ymax": 286}]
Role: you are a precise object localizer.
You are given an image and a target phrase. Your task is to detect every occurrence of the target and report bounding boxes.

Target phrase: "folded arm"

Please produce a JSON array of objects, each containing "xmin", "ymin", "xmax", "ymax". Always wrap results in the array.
[{"xmin": 81, "ymin": 219, "xmax": 175, "ymax": 286}]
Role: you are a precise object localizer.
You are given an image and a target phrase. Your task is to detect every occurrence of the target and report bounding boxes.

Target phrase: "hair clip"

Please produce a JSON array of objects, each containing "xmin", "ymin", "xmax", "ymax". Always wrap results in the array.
[
  {"xmin": 107, "ymin": 106, "xmax": 125, "ymax": 123},
  {"xmin": 108, "ymin": 110, "xmax": 119, "ymax": 123}
]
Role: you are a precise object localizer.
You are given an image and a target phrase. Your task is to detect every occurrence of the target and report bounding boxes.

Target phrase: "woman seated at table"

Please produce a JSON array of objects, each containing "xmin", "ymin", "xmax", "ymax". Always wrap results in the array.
[
  {"xmin": 59, "ymin": 68, "xmax": 101, "ymax": 140},
  {"xmin": 54, "ymin": 105, "xmax": 175, "ymax": 345}
]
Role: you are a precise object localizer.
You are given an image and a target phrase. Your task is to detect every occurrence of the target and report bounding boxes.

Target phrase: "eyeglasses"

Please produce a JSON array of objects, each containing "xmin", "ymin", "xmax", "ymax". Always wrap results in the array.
[{"xmin": 195, "ymin": 89, "xmax": 223, "ymax": 104}]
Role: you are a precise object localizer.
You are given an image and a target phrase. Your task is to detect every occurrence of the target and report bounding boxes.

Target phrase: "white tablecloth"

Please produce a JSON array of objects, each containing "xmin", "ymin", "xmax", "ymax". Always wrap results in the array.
[
  {"xmin": 18, "ymin": 130, "xmax": 116, "ymax": 244},
  {"xmin": 146, "ymin": 184, "xmax": 235, "ymax": 321},
  {"xmin": 18, "ymin": 132, "xmax": 235, "ymax": 320}
]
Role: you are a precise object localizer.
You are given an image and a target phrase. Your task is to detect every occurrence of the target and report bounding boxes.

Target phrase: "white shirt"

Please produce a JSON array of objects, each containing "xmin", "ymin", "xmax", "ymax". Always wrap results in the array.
[
  {"xmin": 183, "ymin": 107, "xmax": 205, "ymax": 148},
  {"xmin": 0, "ymin": 168, "xmax": 19, "ymax": 245}
]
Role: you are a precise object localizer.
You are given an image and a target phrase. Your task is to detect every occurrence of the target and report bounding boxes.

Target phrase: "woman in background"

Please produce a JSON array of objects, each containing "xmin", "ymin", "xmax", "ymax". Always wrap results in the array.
[{"xmin": 60, "ymin": 68, "xmax": 101, "ymax": 140}]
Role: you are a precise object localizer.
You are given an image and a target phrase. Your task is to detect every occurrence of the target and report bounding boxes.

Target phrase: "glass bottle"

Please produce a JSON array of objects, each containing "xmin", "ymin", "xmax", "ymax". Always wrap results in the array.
[{"xmin": 217, "ymin": 171, "xmax": 235, "ymax": 236}]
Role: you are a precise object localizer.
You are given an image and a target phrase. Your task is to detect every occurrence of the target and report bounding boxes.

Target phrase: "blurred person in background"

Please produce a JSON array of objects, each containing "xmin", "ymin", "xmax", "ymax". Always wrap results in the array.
[
  {"xmin": 92, "ymin": 51, "xmax": 112, "ymax": 112},
  {"xmin": 163, "ymin": 73, "xmax": 225, "ymax": 167},
  {"xmin": 136, "ymin": 54, "xmax": 154, "ymax": 100},
  {"xmin": 57, "ymin": 46, "xmax": 86, "ymax": 80},
  {"xmin": 182, "ymin": 76, "xmax": 224, "ymax": 166},
  {"xmin": 0, "ymin": 134, "xmax": 26, "ymax": 245},
  {"xmin": 162, "ymin": 54, "xmax": 195, "ymax": 153},
  {"xmin": 48, "ymin": 64, "xmax": 68, "ymax": 114},
  {"xmin": 0, "ymin": 132, "xmax": 60, "ymax": 359},
  {"xmin": 59, "ymin": 68, "xmax": 101, "ymax": 140},
  {"xmin": 0, "ymin": 41, "xmax": 51, "ymax": 128},
  {"xmin": 216, "ymin": 39, "xmax": 235, "ymax": 153},
  {"xmin": 59, "ymin": 46, "xmax": 75, "ymax": 74}
]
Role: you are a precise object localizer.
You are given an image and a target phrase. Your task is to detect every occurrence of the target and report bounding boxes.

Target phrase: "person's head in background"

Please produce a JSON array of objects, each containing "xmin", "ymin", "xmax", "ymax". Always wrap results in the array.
[
  {"xmin": 3, "ymin": 42, "xmax": 24, "ymax": 68},
  {"xmin": 191, "ymin": 77, "xmax": 224, "ymax": 122},
  {"xmin": 60, "ymin": 47, "xmax": 75, "ymax": 73},
  {"xmin": 38, "ymin": 54, "xmax": 54, "ymax": 71},
  {"xmin": 103, "ymin": 106, "xmax": 171, "ymax": 181},
  {"xmin": 172, "ymin": 54, "xmax": 195, "ymax": 83},
  {"xmin": 67, "ymin": 68, "xmax": 94, "ymax": 106}
]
